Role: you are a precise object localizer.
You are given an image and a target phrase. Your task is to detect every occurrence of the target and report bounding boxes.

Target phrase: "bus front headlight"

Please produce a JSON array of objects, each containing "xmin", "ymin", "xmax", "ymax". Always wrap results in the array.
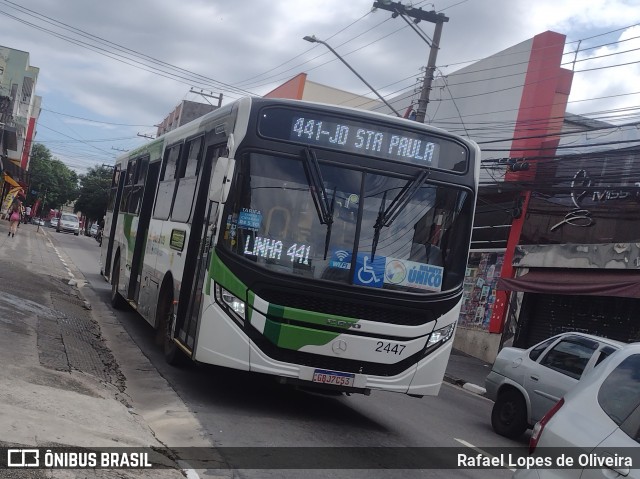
[
  {"xmin": 425, "ymin": 322, "xmax": 456, "ymax": 353},
  {"xmin": 215, "ymin": 284, "xmax": 246, "ymax": 323}
]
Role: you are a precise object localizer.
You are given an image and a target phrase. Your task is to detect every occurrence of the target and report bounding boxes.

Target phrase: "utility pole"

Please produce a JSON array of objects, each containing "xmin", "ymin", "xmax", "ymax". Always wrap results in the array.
[
  {"xmin": 189, "ymin": 88, "xmax": 223, "ymax": 107},
  {"xmin": 372, "ymin": 1, "xmax": 449, "ymax": 123}
]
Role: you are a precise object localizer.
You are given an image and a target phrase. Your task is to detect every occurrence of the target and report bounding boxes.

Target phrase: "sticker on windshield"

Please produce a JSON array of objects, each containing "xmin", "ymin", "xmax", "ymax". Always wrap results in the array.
[
  {"xmin": 384, "ymin": 258, "xmax": 443, "ymax": 292},
  {"xmin": 238, "ymin": 208, "xmax": 262, "ymax": 230},
  {"xmin": 329, "ymin": 250, "xmax": 352, "ymax": 270},
  {"xmin": 353, "ymin": 253, "xmax": 386, "ymax": 288}
]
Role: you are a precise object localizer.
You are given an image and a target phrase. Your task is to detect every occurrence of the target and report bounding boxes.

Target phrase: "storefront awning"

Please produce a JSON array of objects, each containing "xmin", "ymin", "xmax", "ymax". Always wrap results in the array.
[
  {"xmin": 2, "ymin": 159, "xmax": 29, "ymax": 186},
  {"xmin": 497, "ymin": 269, "xmax": 640, "ymax": 299}
]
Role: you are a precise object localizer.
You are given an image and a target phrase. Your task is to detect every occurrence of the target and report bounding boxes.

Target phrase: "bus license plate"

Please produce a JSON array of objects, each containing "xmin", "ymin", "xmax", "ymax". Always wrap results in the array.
[{"xmin": 312, "ymin": 369, "xmax": 355, "ymax": 387}]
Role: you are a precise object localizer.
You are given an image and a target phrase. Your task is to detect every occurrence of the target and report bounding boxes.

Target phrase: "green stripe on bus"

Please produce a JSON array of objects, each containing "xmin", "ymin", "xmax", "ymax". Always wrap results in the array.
[
  {"xmin": 267, "ymin": 303, "xmax": 285, "ymax": 318},
  {"xmin": 273, "ymin": 304, "xmax": 361, "ymax": 329},
  {"xmin": 263, "ymin": 318, "xmax": 339, "ymax": 350},
  {"xmin": 206, "ymin": 251, "xmax": 246, "ymax": 300}
]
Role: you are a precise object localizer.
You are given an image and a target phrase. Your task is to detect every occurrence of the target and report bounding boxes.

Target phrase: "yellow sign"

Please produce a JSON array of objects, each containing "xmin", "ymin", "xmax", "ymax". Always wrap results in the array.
[
  {"xmin": 3, "ymin": 172, "xmax": 21, "ymax": 188},
  {"xmin": 1, "ymin": 186, "xmax": 23, "ymax": 215}
]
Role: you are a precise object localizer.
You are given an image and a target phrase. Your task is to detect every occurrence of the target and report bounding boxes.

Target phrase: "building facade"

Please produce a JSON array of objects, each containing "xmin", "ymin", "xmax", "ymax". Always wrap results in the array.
[
  {"xmin": 0, "ymin": 44, "xmax": 41, "ymax": 214},
  {"xmin": 156, "ymin": 99, "xmax": 220, "ymax": 137},
  {"xmin": 498, "ymin": 123, "xmax": 640, "ymax": 348}
]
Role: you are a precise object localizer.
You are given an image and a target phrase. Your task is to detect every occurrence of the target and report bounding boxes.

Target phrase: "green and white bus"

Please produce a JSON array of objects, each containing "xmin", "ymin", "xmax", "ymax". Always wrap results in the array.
[{"xmin": 101, "ymin": 97, "xmax": 479, "ymax": 397}]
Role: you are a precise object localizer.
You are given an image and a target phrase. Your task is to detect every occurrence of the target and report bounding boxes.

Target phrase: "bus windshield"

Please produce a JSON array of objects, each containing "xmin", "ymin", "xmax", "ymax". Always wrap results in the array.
[{"xmin": 220, "ymin": 152, "xmax": 473, "ymax": 293}]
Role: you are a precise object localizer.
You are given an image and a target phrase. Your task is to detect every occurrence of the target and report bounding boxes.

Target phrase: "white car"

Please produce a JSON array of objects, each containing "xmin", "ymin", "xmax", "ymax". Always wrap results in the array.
[
  {"xmin": 89, "ymin": 223, "xmax": 99, "ymax": 237},
  {"xmin": 485, "ymin": 332, "xmax": 624, "ymax": 438},
  {"xmin": 56, "ymin": 213, "xmax": 80, "ymax": 235},
  {"xmin": 514, "ymin": 342, "xmax": 640, "ymax": 478}
]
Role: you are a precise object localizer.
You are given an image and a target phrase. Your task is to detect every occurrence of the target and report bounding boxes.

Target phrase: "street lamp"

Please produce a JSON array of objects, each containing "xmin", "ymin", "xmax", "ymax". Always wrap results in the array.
[{"xmin": 303, "ymin": 35, "xmax": 401, "ymax": 117}]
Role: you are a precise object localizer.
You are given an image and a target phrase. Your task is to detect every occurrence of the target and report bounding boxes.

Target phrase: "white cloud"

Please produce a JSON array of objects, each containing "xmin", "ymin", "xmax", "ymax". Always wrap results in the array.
[{"xmin": 566, "ymin": 25, "xmax": 640, "ymax": 121}]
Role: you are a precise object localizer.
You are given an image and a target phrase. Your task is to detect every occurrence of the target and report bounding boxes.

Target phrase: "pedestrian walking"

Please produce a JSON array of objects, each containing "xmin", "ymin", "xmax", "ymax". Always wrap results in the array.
[{"xmin": 8, "ymin": 202, "xmax": 21, "ymax": 237}]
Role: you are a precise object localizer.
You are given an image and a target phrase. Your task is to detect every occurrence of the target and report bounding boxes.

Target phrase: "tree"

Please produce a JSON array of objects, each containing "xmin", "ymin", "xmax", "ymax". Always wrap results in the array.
[
  {"xmin": 27, "ymin": 143, "xmax": 79, "ymax": 214},
  {"xmin": 74, "ymin": 165, "xmax": 112, "ymax": 227}
]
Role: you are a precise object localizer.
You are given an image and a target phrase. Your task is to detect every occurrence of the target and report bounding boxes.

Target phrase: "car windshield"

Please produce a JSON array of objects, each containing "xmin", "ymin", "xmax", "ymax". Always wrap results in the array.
[
  {"xmin": 220, "ymin": 152, "xmax": 473, "ymax": 293},
  {"xmin": 61, "ymin": 214, "xmax": 78, "ymax": 223}
]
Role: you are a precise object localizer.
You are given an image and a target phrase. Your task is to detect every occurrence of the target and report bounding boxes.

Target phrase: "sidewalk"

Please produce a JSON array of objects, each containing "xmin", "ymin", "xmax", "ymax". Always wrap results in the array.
[{"xmin": 0, "ymin": 220, "xmax": 226, "ymax": 478}]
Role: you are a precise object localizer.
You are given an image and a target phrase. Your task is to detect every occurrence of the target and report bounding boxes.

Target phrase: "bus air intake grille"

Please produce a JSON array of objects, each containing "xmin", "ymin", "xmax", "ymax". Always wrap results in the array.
[{"xmin": 257, "ymin": 289, "xmax": 433, "ymax": 326}]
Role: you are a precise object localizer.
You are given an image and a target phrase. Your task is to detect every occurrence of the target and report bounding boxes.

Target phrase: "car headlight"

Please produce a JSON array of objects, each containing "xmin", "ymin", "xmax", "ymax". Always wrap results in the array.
[
  {"xmin": 425, "ymin": 322, "xmax": 456, "ymax": 353},
  {"xmin": 215, "ymin": 284, "xmax": 245, "ymax": 324}
]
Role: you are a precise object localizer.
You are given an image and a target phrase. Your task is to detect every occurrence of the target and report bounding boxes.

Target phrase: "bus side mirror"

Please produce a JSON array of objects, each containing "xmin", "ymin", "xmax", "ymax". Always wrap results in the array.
[{"xmin": 209, "ymin": 157, "xmax": 231, "ymax": 203}]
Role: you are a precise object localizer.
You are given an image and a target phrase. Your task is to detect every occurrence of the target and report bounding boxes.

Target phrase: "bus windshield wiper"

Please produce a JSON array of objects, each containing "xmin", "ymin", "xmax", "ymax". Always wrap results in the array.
[
  {"xmin": 371, "ymin": 170, "xmax": 430, "ymax": 259},
  {"xmin": 302, "ymin": 148, "xmax": 335, "ymax": 259}
]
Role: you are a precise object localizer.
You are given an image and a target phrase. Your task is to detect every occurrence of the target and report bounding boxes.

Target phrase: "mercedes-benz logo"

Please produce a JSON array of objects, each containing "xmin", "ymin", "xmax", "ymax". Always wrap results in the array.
[{"xmin": 332, "ymin": 339, "xmax": 348, "ymax": 355}]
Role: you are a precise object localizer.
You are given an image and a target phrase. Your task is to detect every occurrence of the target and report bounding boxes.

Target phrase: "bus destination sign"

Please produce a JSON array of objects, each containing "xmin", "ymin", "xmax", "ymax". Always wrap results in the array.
[{"xmin": 259, "ymin": 107, "xmax": 468, "ymax": 172}]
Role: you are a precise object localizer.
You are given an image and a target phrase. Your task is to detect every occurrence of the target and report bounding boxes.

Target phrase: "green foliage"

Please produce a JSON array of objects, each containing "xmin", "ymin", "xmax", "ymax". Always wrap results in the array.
[
  {"xmin": 27, "ymin": 143, "xmax": 79, "ymax": 212},
  {"xmin": 74, "ymin": 165, "xmax": 112, "ymax": 223}
]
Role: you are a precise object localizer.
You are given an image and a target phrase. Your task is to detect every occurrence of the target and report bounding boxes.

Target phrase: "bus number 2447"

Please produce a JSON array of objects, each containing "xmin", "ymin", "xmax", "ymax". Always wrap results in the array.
[{"xmin": 375, "ymin": 342, "xmax": 406, "ymax": 355}]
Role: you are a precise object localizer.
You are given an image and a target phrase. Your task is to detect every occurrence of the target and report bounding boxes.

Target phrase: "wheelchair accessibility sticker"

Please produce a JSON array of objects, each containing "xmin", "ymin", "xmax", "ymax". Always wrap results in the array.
[{"xmin": 353, "ymin": 254, "xmax": 386, "ymax": 288}]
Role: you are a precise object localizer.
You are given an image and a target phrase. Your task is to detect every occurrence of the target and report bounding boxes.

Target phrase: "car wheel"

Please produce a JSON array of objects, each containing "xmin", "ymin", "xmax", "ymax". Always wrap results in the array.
[{"xmin": 491, "ymin": 389, "xmax": 528, "ymax": 438}]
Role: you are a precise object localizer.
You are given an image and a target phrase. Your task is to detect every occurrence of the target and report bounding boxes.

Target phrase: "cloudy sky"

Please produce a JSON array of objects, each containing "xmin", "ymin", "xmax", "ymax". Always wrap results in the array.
[{"xmin": 2, "ymin": 0, "xmax": 639, "ymax": 172}]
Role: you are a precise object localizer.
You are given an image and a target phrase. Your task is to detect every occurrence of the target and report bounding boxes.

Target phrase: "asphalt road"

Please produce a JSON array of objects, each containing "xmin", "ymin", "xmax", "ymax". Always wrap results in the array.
[{"xmin": 52, "ymin": 230, "xmax": 528, "ymax": 479}]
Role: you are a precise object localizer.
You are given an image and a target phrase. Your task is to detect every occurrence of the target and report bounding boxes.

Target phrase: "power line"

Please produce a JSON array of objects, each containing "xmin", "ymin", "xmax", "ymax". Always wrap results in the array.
[
  {"xmin": 0, "ymin": 0, "xmax": 255, "ymax": 98},
  {"xmin": 41, "ymin": 108, "xmax": 155, "ymax": 127}
]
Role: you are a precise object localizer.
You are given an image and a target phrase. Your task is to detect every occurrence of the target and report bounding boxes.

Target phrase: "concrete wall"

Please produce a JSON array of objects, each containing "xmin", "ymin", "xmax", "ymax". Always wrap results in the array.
[
  {"xmin": 301, "ymin": 80, "xmax": 381, "ymax": 110},
  {"xmin": 385, "ymin": 37, "xmax": 534, "ymax": 163},
  {"xmin": 263, "ymin": 73, "xmax": 383, "ymax": 111},
  {"xmin": 453, "ymin": 327, "xmax": 502, "ymax": 364}
]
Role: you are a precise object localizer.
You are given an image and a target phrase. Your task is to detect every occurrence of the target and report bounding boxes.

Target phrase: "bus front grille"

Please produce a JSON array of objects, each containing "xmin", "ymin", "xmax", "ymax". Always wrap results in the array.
[{"xmin": 256, "ymin": 288, "xmax": 435, "ymax": 326}]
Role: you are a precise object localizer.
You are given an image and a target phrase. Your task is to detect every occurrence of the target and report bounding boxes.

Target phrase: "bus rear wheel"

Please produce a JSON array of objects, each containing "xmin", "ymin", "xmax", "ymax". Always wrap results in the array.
[
  {"xmin": 110, "ymin": 257, "xmax": 127, "ymax": 310},
  {"xmin": 156, "ymin": 291, "xmax": 187, "ymax": 366}
]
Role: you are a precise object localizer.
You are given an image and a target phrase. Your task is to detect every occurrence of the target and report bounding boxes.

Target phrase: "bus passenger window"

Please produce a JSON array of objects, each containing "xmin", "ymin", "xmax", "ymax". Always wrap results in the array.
[
  {"xmin": 163, "ymin": 145, "xmax": 181, "ymax": 181},
  {"xmin": 184, "ymin": 137, "xmax": 203, "ymax": 178}
]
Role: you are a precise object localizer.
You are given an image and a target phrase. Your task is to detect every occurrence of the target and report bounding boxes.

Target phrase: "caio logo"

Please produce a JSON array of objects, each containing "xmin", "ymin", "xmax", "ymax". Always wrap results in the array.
[{"xmin": 7, "ymin": 449, "xmax": 40, "ymax": 467}]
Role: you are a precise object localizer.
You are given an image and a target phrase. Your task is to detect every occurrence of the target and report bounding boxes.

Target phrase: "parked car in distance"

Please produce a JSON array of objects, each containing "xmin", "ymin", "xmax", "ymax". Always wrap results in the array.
[
  {"xmin": 56, "ymin": 213, "xmax": 80, "ymax": 235},
  {"xmin": 485, "ymin": 332, "xmax": 624, "ymax": 438},
  {"xmin": 49, "ymin": 217, "xmax": 59, "ymax": 228},
  {"xmin": 89, "ymin": 223, "xmax": 99, "ymax": 237},
  {"xmin": 514, "ymin": 342, "xmax": 640, "ymax": 479},
  {"xmin": 32, "ymin": 217, "xmax": 45, "ymax": 226}
]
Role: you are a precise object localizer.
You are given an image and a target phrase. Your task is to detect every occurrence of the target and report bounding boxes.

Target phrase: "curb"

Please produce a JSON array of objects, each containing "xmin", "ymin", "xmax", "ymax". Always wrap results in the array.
[{"xmin": 443, "ymin": 374, "xmax": 487, "ymax": 396}]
